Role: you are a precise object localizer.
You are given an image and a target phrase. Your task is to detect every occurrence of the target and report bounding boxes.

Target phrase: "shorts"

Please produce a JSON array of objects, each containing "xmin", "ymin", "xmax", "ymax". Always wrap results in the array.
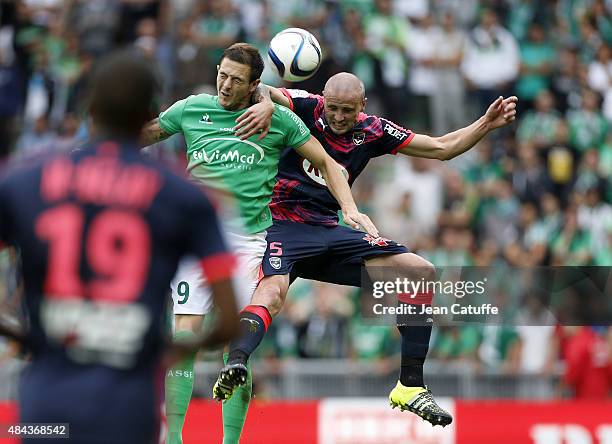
[
  {"xmin": 171, "ymin": 231, "xmax": 267, "ymax": 315},
  {"xmin": 261, "ymin": 220, "xmax": 408, "ymax": 285}
]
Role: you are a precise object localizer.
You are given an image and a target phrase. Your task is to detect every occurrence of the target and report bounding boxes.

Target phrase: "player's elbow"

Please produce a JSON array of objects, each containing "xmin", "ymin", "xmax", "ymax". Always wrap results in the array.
[{"xmin": 428, "ymin": 138, "xmax": 450, "ymax": 161}]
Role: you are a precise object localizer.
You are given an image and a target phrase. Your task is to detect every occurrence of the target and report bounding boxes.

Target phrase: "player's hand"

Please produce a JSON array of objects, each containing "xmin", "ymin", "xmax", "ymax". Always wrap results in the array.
[
  {"xmin": 342, "ymin": 208, "xmax": 379, "ymax": 238},
  {"xmin": 235, "ymin": 101, "xmax": 275, "ymax": 140},
  {"xmin": 484, "ymin": 96, "xmax": 518, "ymax": 130}
]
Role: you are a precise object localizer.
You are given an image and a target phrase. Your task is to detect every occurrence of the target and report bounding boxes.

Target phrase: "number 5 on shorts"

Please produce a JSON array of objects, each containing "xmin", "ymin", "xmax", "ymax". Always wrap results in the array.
[{"xmin": 177, "ymin": 281, "xmax": 189, "ymax": 304}]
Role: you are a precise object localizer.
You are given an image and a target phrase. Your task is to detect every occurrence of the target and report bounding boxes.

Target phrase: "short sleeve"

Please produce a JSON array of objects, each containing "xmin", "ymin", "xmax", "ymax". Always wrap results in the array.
[
  {"xmin": 372, "ymin": 117, "xmax": 415, "ymax": 157},
  {"xmin": 279, "ymin": 88, "xmax": 320, "ymax": 119},
  {"xmin": 184, "ymin": 189, "xmax": 236, "ymax": 283},
  {"xmin": 158, "ymin": 97, "xmax": 189, "ymax": 135},
  {"xmin": 276, "ymin": 105, "xmax": 311, "ymax": 148}
]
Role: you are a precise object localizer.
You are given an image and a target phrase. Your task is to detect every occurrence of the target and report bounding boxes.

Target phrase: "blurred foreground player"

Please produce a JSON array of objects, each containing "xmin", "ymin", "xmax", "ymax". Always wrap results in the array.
[
  {"xmin": 0, "ymin": 52, "xmax": 240, "ymax": 444},
  {"xmin": 217, "ymin": 73, "xmax": 518, "ymax": 429}
]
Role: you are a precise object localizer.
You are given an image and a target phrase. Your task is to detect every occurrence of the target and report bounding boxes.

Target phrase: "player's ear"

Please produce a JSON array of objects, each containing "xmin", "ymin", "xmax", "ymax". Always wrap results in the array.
[
  {"xmin": 362, "ymin": 97, "xmax": 367, "ymax": 112},
  {"xmin": 249, "ymin": 78, "xmax": 261, "ymax": 94}
]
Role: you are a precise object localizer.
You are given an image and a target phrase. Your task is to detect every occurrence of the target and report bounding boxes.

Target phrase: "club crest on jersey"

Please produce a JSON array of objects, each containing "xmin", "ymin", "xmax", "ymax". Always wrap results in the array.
[
  {"xmin": 363, "ymin": 234, "xmax": 391, "ymax": 247},
  {"xmin": 302, "ymin": 159, "xmax": 349, "ymax": 187},
  {"xmin": 269, "ymin": 257, "xmax": 282, "ymax": 270},
  {"xmin": 352, "ymin": 132, "xmax": 365, "ymax": 145}
]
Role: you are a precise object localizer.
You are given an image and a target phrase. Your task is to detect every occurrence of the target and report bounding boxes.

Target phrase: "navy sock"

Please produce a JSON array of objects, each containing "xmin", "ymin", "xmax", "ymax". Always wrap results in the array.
[
  {"xmin": 227, "ymin": 305, "xmax": 272, "ymax": 365},
  {"xmin": 397, "ymin": 321, "xmax": 432, "ymax": 387}
]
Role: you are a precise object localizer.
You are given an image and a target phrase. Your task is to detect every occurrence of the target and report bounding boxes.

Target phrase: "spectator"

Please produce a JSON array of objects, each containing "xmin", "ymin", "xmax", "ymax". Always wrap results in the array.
[
  {"xmin": 406, "ymin": 14, "xmax": 438, "ymax": 131},
  {"xmin": 504, "ymin": 202, "xmax": 548, "ymax": 266},
  {"xmin": 517, "ymin": 90, "xmax": 564, "ymax": 149},
  {"xmin": 567, "ymin": 89, "xmax": 608, "ymax": 153},
  {"xmin": 461, "ymin": 8, "xmax": 520, "ymax": 113},
  {"xmin": 516, "ymin": 22, "xmax": 556, "ymax": 112},
  {"xmin": 552, "ymin": 47, "xmax": 583, "ymax": 113},
  {"xmin": 481, "ymin": 179, "xmax": 521, "ymax": 248},
  {"xmin": 552, "ymin": 206, "xmax": 595, "ymax": 265},
  {"xmin": 296, "ymin": 284, "xmax": 352, "ymax": 359},
  {"xmin": 563, "ymin": 327, "xmax": 612, "ymax": 399},
  {"xmin": 430, "ymin": 11, "xmax": 467, "ymax": 135},
  {"xmin": 191, "ymin": 0, "xmax": 241, "ymax": 66},
  {"xmin": 514, "ymin": 293, "xmax": 557, "ymax": 374},
  {"xmin": 577, "ymin": 186, "xmax": 612, "ymax": 248},
  {"xmin": 438, "ymin": 170, "xmax": 476, "ymax": 229},
  {"xmin": 512, "ymin": 142, "xmax": 553, "ymax": 204},
  {"xmin": 365, "ymin": 0, "xmax": 410, "ymax": 124}
]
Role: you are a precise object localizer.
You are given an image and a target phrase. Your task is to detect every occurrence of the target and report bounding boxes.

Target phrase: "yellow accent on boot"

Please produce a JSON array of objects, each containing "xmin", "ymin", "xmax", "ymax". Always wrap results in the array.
[
  {"xmin": 388, "ymin": 381, "xmax": 453, "ymax": 427},
  {"xmin": 389, "ymin": 381, "xmax": 426, "ymax": 407}
]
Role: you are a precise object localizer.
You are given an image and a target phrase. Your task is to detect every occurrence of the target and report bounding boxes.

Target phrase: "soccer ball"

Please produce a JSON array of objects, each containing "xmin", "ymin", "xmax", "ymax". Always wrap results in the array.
[{"xmin": 267, "ymin": 28, "xmax": 322, "ymax": 82}]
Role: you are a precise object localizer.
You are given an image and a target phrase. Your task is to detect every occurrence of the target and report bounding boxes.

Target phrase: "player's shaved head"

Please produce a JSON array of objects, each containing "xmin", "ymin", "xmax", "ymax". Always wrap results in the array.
[
  {"xmin": 323, "ymin": 72, "xmax": 365, "ymax": 101},
  {"xmin": 322, "ymin": 72, "xmax": 366, "ymax": 135}
]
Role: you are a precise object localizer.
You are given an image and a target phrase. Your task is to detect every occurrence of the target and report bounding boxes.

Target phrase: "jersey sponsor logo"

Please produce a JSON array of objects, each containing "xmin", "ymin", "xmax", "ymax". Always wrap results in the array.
[
  {"xmin": 199, "ymin": 114, "xmax": 213, "ymax": 124},
  {"xmin": 363, "ymin": 234, "xmax": 391, "ymax": 247},
  {"xmin": 269, "ymin": 257, "xmax": 282, "ymax": 270},
  {"xmin": 192, "ymin": 137, "xmax": 265, "ymax": 170},
  {"xmin": 384, "ymin": 123, "xmax": 409, "ymax": 141},
  {"xmin": 353, "ymin": 131, "xmax": 365, "ymax": 145},
  {"xmin": 302, "ymin": 159, "xmax": 349, "ymax": 187},
  {"xmin": 279, "ymin": 106, "xmax": 308, "ymax": 136}
]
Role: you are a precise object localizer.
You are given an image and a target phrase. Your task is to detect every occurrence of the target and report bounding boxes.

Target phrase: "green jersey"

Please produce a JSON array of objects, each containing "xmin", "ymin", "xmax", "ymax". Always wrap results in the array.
[{"xmin": 159, "ymin": 94, "xmax": 311, "ymax": 233}]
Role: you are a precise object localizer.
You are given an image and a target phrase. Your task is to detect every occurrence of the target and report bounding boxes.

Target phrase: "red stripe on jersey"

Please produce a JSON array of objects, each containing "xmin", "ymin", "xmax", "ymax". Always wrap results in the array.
[
  {"xmin": 279, "ymin": 88, "xmax": 295, "ymax": 111},
  {"xmin": 242, "ymin": 305, "xmax": 272, "ymax": 331},
  {"xmin": 199, "ymin": 253, "xmax": 237, "ymax": 283},
  {"xmin": 390, "ymin": 131, "xmax": 415, "ymax": 155}
]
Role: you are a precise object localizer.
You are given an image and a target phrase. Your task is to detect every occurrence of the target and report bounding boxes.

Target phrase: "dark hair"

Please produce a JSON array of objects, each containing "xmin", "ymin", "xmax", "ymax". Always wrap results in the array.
[
  {"xmin": 219, "ymin": 43, "xmax": 264, "ymax": 82},
  {"xmin": 88, "ymin": 51, "xmax": 158, "ymax": 136}
]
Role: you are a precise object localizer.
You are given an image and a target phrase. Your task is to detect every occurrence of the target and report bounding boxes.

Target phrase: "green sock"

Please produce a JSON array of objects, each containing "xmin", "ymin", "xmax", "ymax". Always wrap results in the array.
[
  {"xmin": 222, "ymin": 352, "xmax": 253, "ymax": 444},
  {"xmin": 165, "ymin": 331, "xmax": 197, "ymax": 444}
]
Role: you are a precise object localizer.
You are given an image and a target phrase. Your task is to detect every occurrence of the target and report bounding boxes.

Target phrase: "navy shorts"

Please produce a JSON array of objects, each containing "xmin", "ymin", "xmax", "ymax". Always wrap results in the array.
[{"xmin": 262, "ymin": 220, "xmax": 409, "ymax": 286}]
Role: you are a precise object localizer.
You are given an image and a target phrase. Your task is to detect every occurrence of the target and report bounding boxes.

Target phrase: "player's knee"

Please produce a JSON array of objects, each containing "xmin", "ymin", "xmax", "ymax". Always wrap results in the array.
[
  {"xmin": 398, "ymin": 253, "xmax": 436, "ymax": 282},
  {"xmin": 174, "ymin": 314, "xmax": 204, "ymax": 335},
  {"xmin": 251, "ymin": 275, "xmax": 288, "ymax": 317}
]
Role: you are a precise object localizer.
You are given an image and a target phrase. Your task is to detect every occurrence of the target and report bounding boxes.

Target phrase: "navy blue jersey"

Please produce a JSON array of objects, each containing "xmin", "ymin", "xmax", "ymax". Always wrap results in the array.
[
  {"xmin": 0, "ymin": 140, "xmax": 234, "ymax": 444},
  {"xmin": 270, "ymin": 89, "xmax": 414, "ymax": 226}
]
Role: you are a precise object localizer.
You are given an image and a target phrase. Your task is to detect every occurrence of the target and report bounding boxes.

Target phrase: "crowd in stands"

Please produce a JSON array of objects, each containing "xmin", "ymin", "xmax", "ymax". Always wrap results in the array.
[{"xmin": 0, "ymin": 0, "xmax": 610, "ymax": 397}]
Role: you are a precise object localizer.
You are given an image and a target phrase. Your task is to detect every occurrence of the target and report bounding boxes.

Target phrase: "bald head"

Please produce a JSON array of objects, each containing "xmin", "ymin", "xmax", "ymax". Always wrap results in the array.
[
  {"xmin": 321, "ymin": 72, "xmax": 366, "ymax": 135},
  {"xmin": 323, "ymin": 72, "xmax": 365, "ymax": 101}
]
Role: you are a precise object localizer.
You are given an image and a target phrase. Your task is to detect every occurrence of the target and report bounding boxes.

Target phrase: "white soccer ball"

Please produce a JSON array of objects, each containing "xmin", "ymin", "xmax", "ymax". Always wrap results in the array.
[{"xmin": 267, "ymin": 28, "xmax": 322, "ymax": 82}]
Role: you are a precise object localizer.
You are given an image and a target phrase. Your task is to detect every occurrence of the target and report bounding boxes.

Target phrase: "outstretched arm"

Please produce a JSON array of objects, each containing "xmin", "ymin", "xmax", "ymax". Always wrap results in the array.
[
  {"xmin": 399, "ymin": 96, "xmax": 518, "ymax": 160},
  {"xmin": 140, "ymin": 118, "xmax": 172, "ymax": 147},
  {"xmin": 235, "ymin": 84, "xmax": 291, "ymax": 140},
  {"xmin": 295, "ymin": 136, "xmax": 379, "ymax": 237}
]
